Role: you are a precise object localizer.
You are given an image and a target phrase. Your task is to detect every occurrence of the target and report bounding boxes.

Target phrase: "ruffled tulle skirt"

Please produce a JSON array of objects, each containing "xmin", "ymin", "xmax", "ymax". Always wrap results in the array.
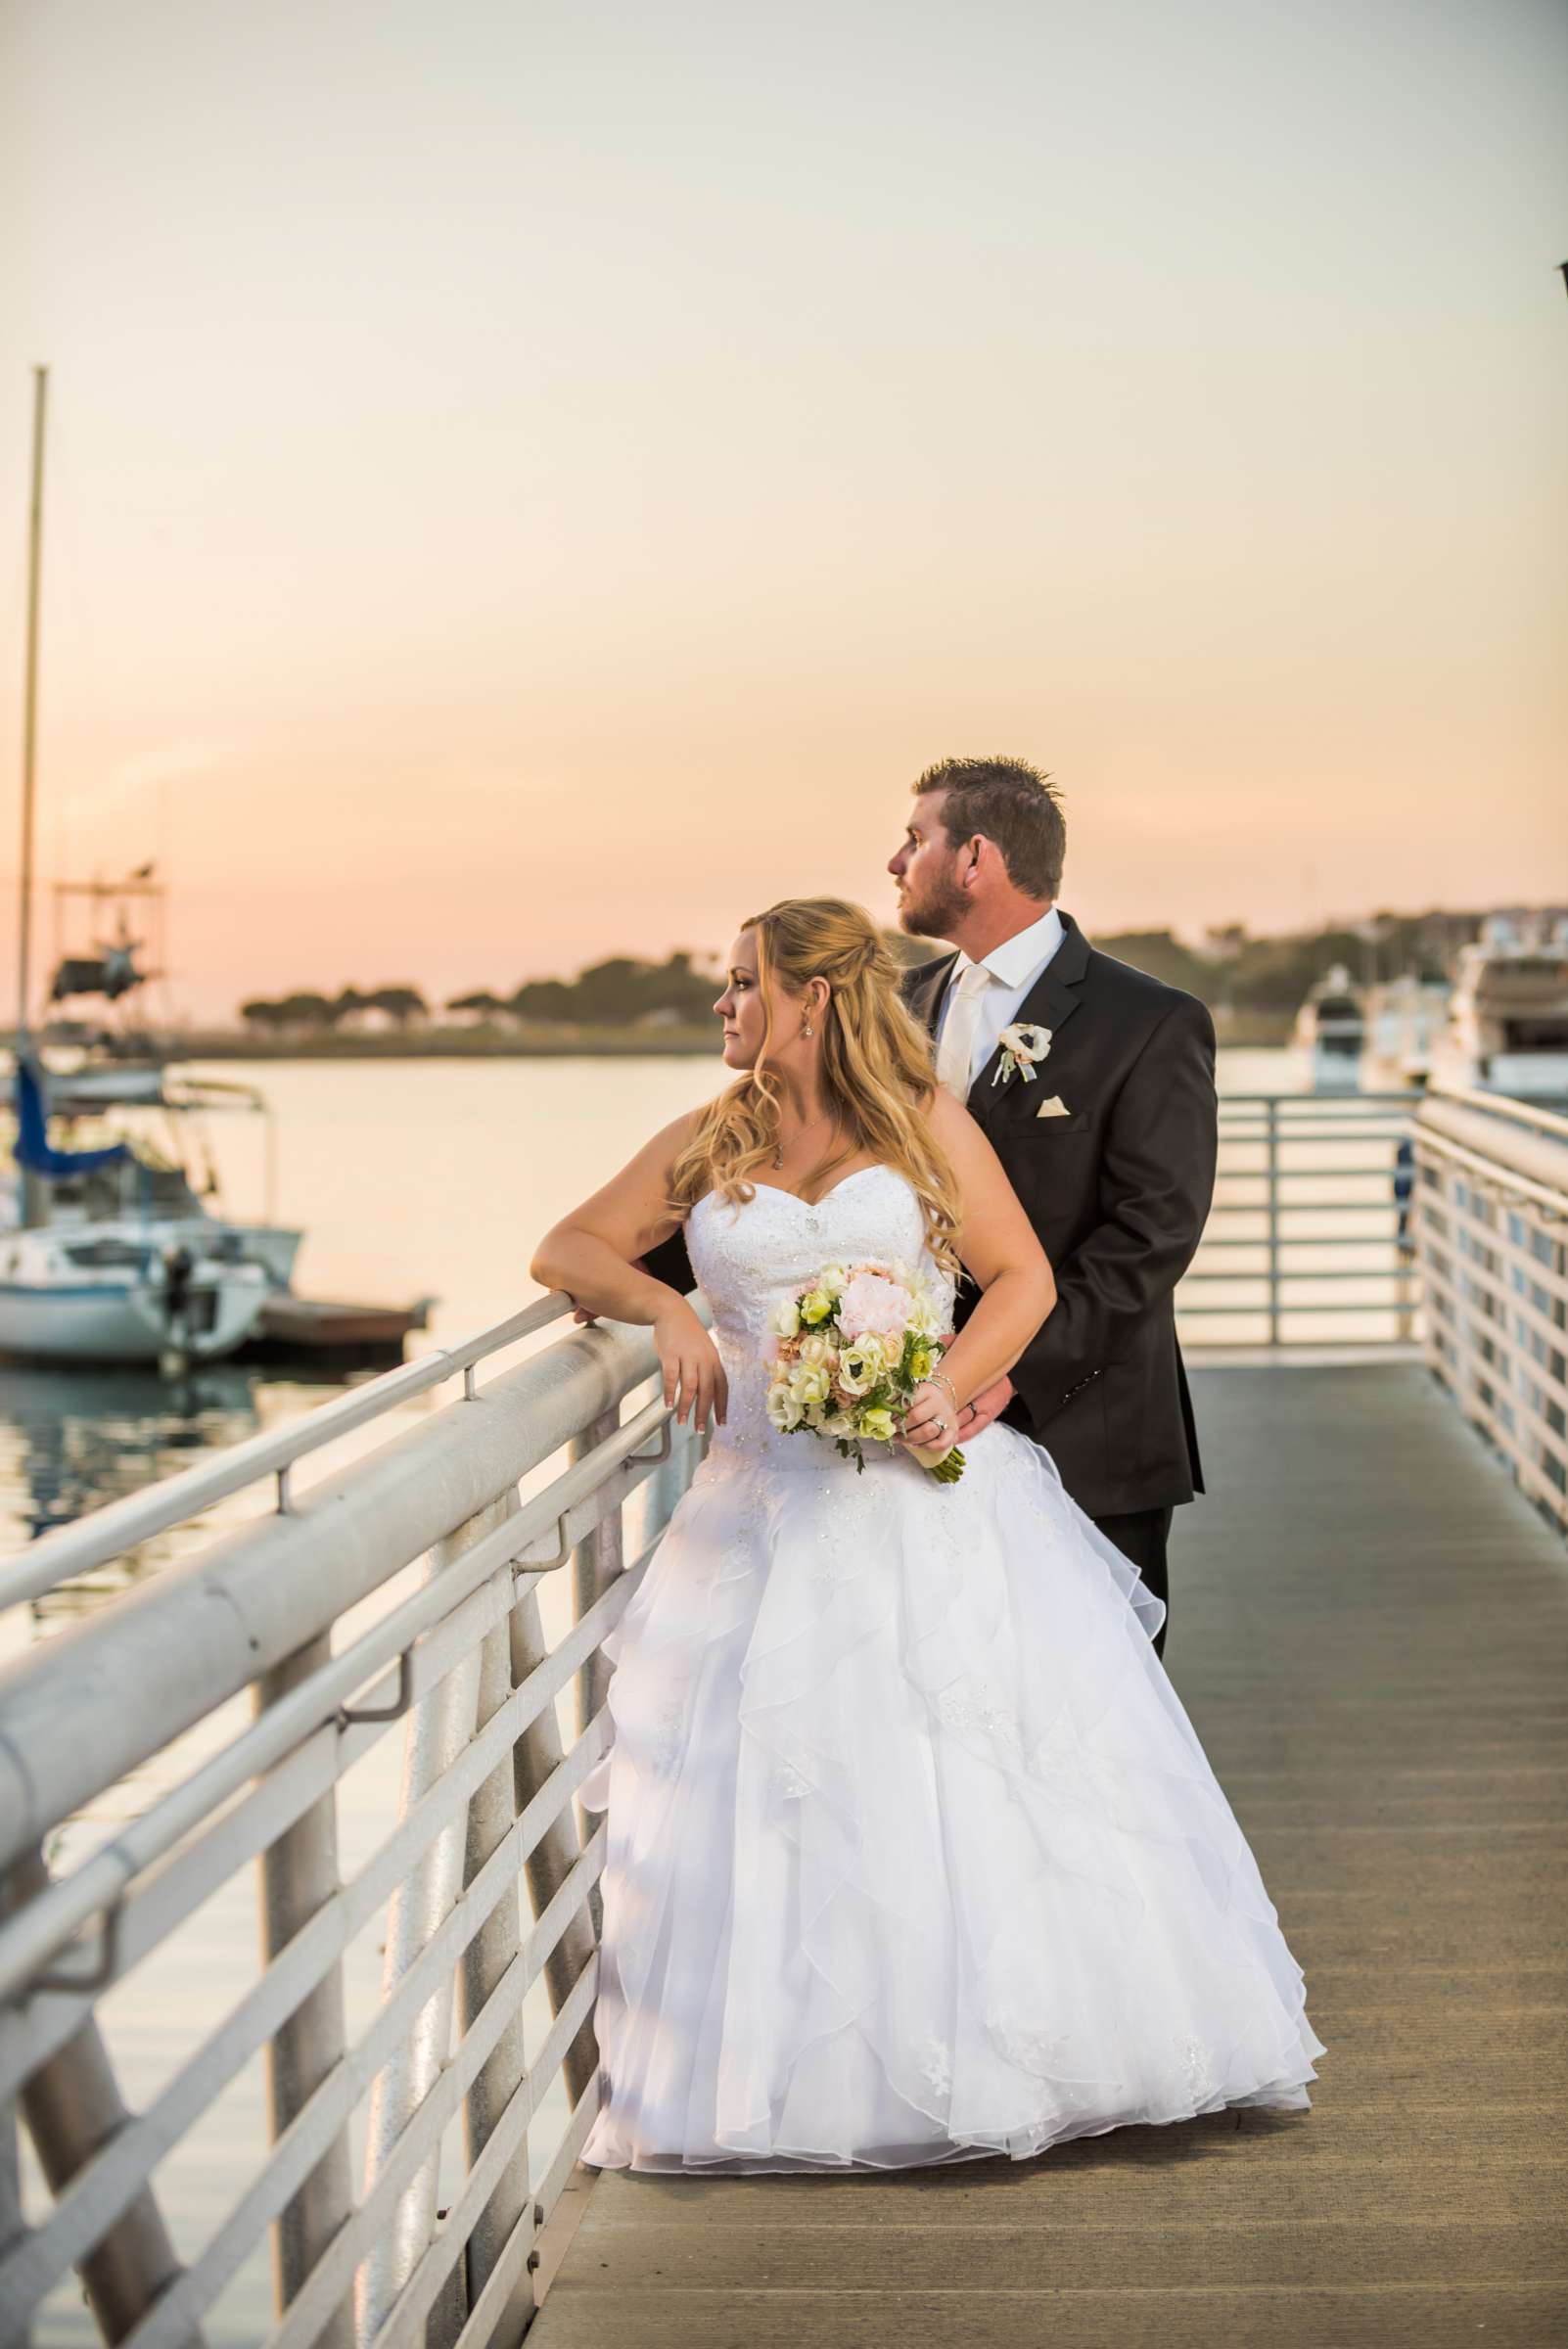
[{"xmin": 578, "ymin": 1422, "xmax": 1323, "ymax": 2172}]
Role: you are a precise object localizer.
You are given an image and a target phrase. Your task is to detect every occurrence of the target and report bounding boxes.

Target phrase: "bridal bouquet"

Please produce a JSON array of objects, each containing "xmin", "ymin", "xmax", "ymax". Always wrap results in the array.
[{"xmin": 765, "ymin": 1261, "xmax": 966, "ymax": 1483}]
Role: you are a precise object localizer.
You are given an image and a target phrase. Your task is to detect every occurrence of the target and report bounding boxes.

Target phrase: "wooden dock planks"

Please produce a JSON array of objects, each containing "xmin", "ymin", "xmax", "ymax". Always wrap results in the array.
[{"xmin": 528, "ymin": 1365, "xmax": 1568, "ymax": 2349}]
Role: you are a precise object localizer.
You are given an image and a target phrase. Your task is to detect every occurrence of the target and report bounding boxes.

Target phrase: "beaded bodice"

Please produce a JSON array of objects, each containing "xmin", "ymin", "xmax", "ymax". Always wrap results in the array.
[{"xmin": 686, "ymin": 1165, "xmax": 955, "ymax": 1470}]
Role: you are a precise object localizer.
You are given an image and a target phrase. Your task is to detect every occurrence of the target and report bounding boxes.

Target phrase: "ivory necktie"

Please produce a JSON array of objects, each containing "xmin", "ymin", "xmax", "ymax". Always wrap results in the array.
[{"xmin": 935, "ymin": 960, "xmax": 993, "ymax": 1100}]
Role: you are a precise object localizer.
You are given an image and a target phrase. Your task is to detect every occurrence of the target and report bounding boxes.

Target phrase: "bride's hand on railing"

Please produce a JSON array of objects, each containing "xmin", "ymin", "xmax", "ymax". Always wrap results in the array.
[{"xmin": 653, "ymin": 1301, "xmax": 728, "ymax": 1433}]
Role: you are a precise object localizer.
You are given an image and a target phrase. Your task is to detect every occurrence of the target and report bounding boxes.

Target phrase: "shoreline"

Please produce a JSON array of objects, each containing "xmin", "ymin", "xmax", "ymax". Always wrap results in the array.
[{"xmin": 156, "ymin": 1011, "xmax": 1294, "ymax": 1061}]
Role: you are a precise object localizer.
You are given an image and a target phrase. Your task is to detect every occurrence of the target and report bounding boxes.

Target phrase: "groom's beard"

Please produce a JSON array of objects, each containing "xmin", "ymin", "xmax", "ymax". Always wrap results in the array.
[{"xmin": 899, "ymin": 871, "xmax": 967, "ymax": 943}]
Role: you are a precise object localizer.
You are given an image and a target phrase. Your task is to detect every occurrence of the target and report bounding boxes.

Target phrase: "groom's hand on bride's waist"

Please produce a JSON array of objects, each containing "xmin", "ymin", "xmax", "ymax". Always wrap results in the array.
[{"xmin": 957, "ymin": 1375, "xmax": 1013, "ymax": 1440}]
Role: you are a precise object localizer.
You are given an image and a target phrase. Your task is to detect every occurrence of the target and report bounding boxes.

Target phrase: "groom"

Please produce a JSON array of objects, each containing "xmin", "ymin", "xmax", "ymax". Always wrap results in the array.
[{"xmin": 892, "ymin": 758, "xmax": 1218, "ymax": 1656}]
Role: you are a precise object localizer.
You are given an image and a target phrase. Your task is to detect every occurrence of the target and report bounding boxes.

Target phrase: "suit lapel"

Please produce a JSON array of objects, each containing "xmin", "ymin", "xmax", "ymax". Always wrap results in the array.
[
  {"xmin": 905, "ymin": 950, "xmax": 959, "ymax": 1038},
  {"xmin": 967, "ymin": 912, "xmax": 1092, "ymax": 1121}
]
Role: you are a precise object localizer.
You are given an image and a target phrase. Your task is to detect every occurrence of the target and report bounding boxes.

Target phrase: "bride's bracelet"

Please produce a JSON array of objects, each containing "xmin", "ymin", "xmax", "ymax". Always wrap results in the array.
[{"xmin": 928, "ymin": 1369, "xmax": 960, "ymax": 1418}]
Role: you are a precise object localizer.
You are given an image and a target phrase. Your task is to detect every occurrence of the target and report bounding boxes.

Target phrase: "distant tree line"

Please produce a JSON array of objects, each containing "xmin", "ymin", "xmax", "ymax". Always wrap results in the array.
[
  {"xmin": 1098, "ymin": 910, "xmax": 1479, "ymax": 1016},
  {"xmin": 238, "ymin": 952, "xmax": 724, "ymax": 1036},
  {"xmin": 238, "ymin": 915, "xmax": 1486, "ymax": 1036}
]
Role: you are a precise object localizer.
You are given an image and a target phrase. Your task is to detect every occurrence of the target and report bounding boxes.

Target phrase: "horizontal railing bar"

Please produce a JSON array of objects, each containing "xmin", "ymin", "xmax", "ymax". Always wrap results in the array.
[
  {"xmin": 0, "ymin": 1565, "xmax": 510, "ymax": 2009},
  {"xmin": 0, "ymin": 1295, "xmax": 571, "ymax": 1609},
  {"xmin": 1418, "ymin": 1223, "xmax": 1568, "ymax": 1359},
  {"xmin": 0, "ymin": 1533, "xmax": 565, "ymax": 2078},
  {"xmin": 531, "ymin": 2070, "xmax": 603, "ymax": 2230},
  {"xmin": 1417, "ymin": 1259, "xmax": 1568, "ymax": 1381},
  {"xmin": 1216, "ymin": 1090, "xmax": 1414, "ymax": 1108},
  {"xmin": 1417, "ymin": 1230, "xmax": 1568, "ymax": 1324},
  {"xmin": 0, "ymin": 1416, "xmax": 674, "ymax": 2003},
  {"xmin": 1, "ymin": 1531, "xmax": 643, "ymax": 2067},
  {"xmin": 1416, "ymin": 1129, "xmax": 1568, "ymax": 1219},
  {"xmin": 1182, "ymin": 1306, "xmax": 1417, "ymax": 1324},
  {"xmin": 1194, "ymin": 1234, "xmax": 1407, "ymax": 1251},
  {"xmin": 110, "ymin": 1771, "xmax": 607, "ymax": 2349},
  {"xmin": 360, "ymin": 1835, "xmax": 608, "ymax": 2349},
  {"xmin": 1216, "ymin": 1128, "xmax": 1413, "ymax": 1143},
  {"xmin": 1425, "ymin": 1298, "xmax": 1568, "ymax": 1438},
  {"xmin": 5, "ymin": 1788, "xmax": 520, "ymax": 2313},
  {"xmin": 0, "ymin": 1675, "xmax": 609, "ymax": 2321},
  {"xmin": 1431, "ymin": 1354, "xmax": 1568, "ymax": 1497},
  {"xmin": 1419, "ymin": 1192, "xmax": 1568, "ymax": 1308},
  {"xmin": 1213, "ymin": 1165, "xmax": 1412, "ymax": 1183},
  {"xmin": 511, "ymin": 1393, "xmax": 682, "ymax": 1566},
  {"xmin": 372, "ymin": 1848, "xmax": 608, "ymax": 2349},
  {"xmin": 0, "ymin": 1722, "xmax": 348, "ymax": 2099},
  {"xmin": 1419, "ymin": 1271, "xmax": 1568, "ymax": 1462},
  {"xmin": 1211, "ymin": 1128, "xmax": 1407, "ymax": 1146},
  {"xmin": 448, "ymin": 2193, "xmax": 539, "ymax": 2349},
  {"xmin": 0, "ymin": 1316, "xmax": 696, "ymax": 1871},
  {"xmin": 267, "ymin": 1950, "xmax": 600, "ymax": 2349},
  {"xmin": 1182, "ymin": 1268, "xmax": 1414, "ymax": 1288},
  {"xmin": 370, "ymin": 1948, "xmax": 603, "ymax": 2349},
  {"xmin": 1427, "ymin": 1082, "xmax": 1568, "ymax": 1145}
]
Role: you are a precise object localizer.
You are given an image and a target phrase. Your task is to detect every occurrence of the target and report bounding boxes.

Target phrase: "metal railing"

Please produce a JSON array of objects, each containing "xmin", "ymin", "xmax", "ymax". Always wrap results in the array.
[
  {"xmin": 0, "ymin": 1300, "xmax": 708, "ymax": 2347},
  {"xmin": 3, "ymin": 1077, "xmax": 1563, "ymax": 2347},
  {"xmin": 1414, "ymin": 1088, "xmax": 1568, "ymax": 1531},
  {"xmin": 1178, "ymin": 1091, "xmax": 1419, "ymax": 1350}
]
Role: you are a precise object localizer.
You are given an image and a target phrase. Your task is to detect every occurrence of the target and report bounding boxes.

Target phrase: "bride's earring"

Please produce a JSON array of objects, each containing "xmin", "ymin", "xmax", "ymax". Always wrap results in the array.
[{"xmin": 801, "ymin": 1016, "xmax": 813, "ymax": 1037}]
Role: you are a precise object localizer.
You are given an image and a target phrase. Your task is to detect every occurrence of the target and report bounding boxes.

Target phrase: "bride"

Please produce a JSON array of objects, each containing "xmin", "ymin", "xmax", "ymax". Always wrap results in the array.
[{"xmin": 530, "ymin": 896, "xmax": 1323, "ymax": 2172}]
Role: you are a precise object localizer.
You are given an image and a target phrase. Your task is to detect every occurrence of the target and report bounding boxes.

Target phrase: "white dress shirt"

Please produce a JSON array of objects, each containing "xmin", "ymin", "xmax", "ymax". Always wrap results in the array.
[{"xmin": 933, "ymin": 904, "xmax": 1066, "ymax": 1094}]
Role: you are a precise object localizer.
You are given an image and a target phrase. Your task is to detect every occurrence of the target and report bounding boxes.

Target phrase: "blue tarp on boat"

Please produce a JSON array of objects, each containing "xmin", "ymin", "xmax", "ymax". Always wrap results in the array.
[{"xmin": 12, "ymin": 1059, "xmax": 129, "ymax": 1178}]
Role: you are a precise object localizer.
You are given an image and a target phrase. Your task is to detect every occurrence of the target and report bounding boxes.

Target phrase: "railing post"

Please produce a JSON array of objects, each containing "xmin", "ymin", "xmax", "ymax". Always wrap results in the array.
[
  {"xmin": 571, "ymin": 1412, "xmax": 622, "ymax": 1938},
  {"xmin": 4, "ymin": 1851, "xmax": 200, "ymax": 2348},
  {"xmin": 508, "ymin": 1588, "xmax": 600, "ymax": 2106},
  {"xmin": 572, "ymin": 1411, "xmax": 623, "ymax": 1738},
  {"xmin": 1395, "ymin": 1122, "xmax": 1417, "ymax": 1346},
  {"xmin": 1266, "ymin": 1096, "xmax": 1282, "ymax": 1348},
  {"xmin": 357, "ymin": 1512, "xmax": 488, "ymax": 2343},
  {"xmin": 457, "ymin": 1493, "xmax": 533, "ymax": 2349},
  {"xmin": 255, "ymin": 1638, "xmax": 354, "ymax": 2349},
  {"xmin": 0, "ymin": 1865, "xmax": 27, "ymax": 2349},
  {"xmin": 648, "ymin": 1419, "xmax": 691, "ymax": 1537}
]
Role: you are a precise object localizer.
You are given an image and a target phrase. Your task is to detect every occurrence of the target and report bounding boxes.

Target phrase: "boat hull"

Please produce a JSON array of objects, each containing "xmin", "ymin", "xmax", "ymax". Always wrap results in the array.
[{"xmin": 0, "ymin": 1269, "xmax": 267, "ymax": 1364}]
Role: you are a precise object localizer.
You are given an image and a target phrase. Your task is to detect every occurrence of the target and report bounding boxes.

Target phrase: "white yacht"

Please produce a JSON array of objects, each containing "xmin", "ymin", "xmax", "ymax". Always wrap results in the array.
[
  {"xmin": 1291, "ymin": 965, "xmax": 1366, "ymax": 1092},
  {"xmin": 1429, "ymin": 915, "xmax": 1568, "ymax": 1102},
  {"xmin": 0, "ymin": 1221, "xmax": 268, "ymax": 1366},
  {"xmin": 1361, "ymin": 974, "xmax": 1453, "ymax": 1090}
]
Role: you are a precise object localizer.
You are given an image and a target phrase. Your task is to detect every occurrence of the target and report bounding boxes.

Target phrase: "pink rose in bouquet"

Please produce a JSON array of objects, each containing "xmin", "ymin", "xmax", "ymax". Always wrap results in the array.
[{"xmin": 835, "ymin": 1269, "xmax": 914, "ymax": 1344}]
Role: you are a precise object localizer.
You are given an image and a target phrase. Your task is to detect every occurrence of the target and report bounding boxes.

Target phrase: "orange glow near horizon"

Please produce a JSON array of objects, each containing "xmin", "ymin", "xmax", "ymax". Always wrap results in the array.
[{"xmin": 3, "ymin": 0, "xmax": 1565, "ymax": 1020}]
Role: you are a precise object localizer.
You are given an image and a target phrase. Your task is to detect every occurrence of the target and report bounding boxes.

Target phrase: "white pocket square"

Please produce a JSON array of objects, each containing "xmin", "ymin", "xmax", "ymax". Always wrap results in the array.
[{"xmin": 1036, "ymin": 1094, "xmax": 1072, "ymax": 1119}]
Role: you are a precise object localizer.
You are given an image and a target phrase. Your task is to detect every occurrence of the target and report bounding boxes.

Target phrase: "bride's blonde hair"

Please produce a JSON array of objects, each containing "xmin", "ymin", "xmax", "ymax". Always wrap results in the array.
[{"xmin": 669, "ymin": 897, "xmax": 961, "ymax": 1273}]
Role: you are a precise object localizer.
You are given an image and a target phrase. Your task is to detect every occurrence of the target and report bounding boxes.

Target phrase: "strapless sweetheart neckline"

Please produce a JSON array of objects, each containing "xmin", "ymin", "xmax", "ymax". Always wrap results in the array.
[{"xmin": 696, "ymin": 1162, "xmax": 900, "ymax": 1217}]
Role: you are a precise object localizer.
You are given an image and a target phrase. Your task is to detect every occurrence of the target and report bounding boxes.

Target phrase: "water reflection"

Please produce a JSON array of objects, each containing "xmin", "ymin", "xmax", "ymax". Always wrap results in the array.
[
  {"xmin": 0, "ymin": 1362, "xmax": 257, "ymax": 1538},
  {"xmin": 0, "ymin": 1363, "xmax": 352, "ymax": 1629}
]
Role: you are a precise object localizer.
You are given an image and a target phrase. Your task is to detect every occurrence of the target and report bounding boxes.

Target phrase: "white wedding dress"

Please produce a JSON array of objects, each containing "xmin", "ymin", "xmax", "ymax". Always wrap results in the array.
[{"xmin": 579, "ymin": 1165, "xmax": 1323, "ymax": 2171}]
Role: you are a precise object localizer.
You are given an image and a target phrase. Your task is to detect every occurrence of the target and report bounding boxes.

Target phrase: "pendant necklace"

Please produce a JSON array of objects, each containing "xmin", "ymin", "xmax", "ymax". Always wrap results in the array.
[{"xmin": 772, "ymin": 1110, "xmax": 834, "ymax": 1171}]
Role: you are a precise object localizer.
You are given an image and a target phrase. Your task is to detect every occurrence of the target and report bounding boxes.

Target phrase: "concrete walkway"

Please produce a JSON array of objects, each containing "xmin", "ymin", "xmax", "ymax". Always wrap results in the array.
[{"xmin": 530, "ymin": 1366, "xmax": 1568, "ymax": 2348}]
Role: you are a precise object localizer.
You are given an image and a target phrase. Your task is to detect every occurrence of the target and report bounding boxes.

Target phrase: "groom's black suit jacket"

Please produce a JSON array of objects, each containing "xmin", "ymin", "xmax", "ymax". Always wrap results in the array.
[
  {"xmin": 638, "ymin": 911, "xmax": 1217, "ymax": 1521},
  {"xmin": 903, "ymin": 913, "xmax": 1217, "ymax": 1519}
]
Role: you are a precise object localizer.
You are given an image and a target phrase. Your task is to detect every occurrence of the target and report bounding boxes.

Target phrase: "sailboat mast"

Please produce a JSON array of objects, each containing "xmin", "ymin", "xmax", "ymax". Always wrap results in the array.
[{"xmin": 18, "ymin": 363, "xmax": 48, "ymax": 1048}]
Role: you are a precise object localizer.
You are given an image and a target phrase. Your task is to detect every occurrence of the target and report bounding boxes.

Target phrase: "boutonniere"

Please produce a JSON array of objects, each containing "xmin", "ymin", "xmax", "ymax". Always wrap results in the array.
[{"xmin": 992, "ymin": 1022, "xmax": 1052, "ymax": 1086}]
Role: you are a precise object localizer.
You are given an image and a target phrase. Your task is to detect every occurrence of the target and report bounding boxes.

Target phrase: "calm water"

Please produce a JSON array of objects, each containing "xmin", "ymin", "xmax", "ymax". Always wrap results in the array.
[
  {"xmin": 13, "ymin": 1045, "xmax": 1376, "ymax": 2339},
  {"xmin": 0, "ymin": 1046, "xmax": 1313, "ymax": 1562}
]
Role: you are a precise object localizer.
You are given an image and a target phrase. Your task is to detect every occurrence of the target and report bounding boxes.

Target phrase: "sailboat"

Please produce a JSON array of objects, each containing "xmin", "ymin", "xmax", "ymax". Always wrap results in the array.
[
  {"xmin": 8, "ymin": 367, "xmax": 434, "ymax": 1368},
  {"xmin": 5, "ymin": 366, "xmax": 272, "ymax": 1369},
  {"xmin": 1, "ymin": 1060, "xmax": 268, "ymax": 1365}
]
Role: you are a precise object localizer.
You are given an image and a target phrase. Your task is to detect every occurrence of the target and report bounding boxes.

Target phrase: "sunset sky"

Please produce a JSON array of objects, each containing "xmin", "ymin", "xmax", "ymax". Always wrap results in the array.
[{"xmin": 4, "ymin": 0, "xmax": 1566, "ymax": 1021}]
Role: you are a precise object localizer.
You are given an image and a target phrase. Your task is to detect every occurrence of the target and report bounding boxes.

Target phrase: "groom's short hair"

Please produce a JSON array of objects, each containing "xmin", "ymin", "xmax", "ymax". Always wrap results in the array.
[{"xmin": 913, "ymin": 757, "xmax": 1065, "ymax": 900}]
